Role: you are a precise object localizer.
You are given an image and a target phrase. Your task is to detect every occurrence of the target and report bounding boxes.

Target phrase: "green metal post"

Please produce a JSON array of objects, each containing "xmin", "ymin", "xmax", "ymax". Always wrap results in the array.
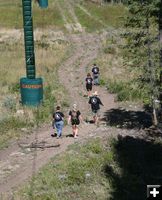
[
  {"xmin": 22, "ymin": 0, "xmax": 35, "ymax": 79},
  {"xmin": 20, "ymin": 0, "xmax": 48, "ymax": 106}
]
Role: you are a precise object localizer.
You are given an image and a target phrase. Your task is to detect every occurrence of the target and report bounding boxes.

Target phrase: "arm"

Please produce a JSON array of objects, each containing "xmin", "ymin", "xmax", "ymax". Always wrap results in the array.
[
  {"xmin": 67, "ymin": 115, "xmax": 71, "ymax": 125},
  {"xmin": 79, "ymin": 114, "xmax": 83, "ymax": 123},
  {"xmin": 99, "ymin": 98, "xmax": 104, "ymax": 106},
  {"xmin": 61, "ymin": 112, "xmax": 64, "ymax": 121}
]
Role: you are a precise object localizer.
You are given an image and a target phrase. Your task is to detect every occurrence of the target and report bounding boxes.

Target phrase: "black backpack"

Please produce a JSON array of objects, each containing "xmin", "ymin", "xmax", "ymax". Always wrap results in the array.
[
  {"xmin": 54, "ymin": 113, "xmax": 62, "ymax": 121},
  {"xmin": 91, "ymin": 97, "xmax": 97, "ymax": 105},
  {"xmin": 93, "ymin": 67, "xmax": 99, "ymax": 74}
]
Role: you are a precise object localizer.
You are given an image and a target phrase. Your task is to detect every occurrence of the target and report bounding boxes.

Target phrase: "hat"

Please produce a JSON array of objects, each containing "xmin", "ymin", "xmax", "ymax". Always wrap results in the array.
[
  {"xmin": 93, "ymin": 91, "xmax": 98, "ymax": 96},
  {"xmin": 73, "ymin": 104, "xmax": 77, "ymax": 111}
]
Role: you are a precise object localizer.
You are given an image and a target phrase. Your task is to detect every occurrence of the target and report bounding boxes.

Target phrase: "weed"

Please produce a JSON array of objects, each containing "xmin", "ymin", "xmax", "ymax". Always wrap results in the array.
[
  {"xmin": 2, "ymin": 96, "xmax": 16, "ymax": 111},
  {"xmin": 103, "ymin": 46, "xmax": 116, "ymax": 54}
]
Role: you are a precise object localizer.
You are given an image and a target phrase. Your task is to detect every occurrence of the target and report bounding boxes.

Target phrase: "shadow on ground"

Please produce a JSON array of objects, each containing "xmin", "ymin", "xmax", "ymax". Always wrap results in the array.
[
  {"xmin": 103, "ymin": 108, "xmax": 152, "ymax": 129},
  {"xmin": 104, "ymin": 135, "xmax": 162, "ymax": 200}
]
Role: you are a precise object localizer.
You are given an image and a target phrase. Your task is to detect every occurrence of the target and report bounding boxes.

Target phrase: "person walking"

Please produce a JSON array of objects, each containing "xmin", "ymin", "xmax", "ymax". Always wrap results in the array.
[
  {"xmin": 68, "ymin": 104, "xmax": 83, "ymax": 138},
  {"xmin": 92, "ymin": 63, "xmax": 100, "ymax": 85},
  {"xmin": 85, "ymin": 73, "xmax": 93, "ymax": 97},
  {"xmin": 52, "ymin": 106, "xmax": 64, "ymax": 138},
  {"xmin": 88, "ymin": 91, "xmax": 103, "ymax": 125}
]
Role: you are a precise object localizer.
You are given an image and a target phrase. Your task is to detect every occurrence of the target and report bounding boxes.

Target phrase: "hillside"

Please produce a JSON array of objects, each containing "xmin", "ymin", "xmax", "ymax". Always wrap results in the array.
[{"xmin": 0, "ymin": 1, "xmax": 162, "ymax": 200}]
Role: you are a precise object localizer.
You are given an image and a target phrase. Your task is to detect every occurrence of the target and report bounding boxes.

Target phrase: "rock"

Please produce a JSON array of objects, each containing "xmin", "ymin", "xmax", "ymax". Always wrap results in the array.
[
  {"xmin": 15, "ymin": 109, "xmax": 24, "ymax": 117},
  {"xmin": 85, "ymin": 173, "xmax": 91, "ymax": 178}
]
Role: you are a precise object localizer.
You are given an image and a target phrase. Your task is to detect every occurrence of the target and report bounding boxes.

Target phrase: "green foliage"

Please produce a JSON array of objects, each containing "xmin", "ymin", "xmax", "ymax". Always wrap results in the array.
[
  {"xmin": 103, "ymin": 46, "xmax": 116, "ymax": 54},
  {"xmin": 9, "ymin": 82, "xmax": 20, "ymax": 93},
  {"xmin": 15, "ymin": 138, "xmax": 113, "ymax": 200},
  {"xmin": 108, "ymin": 80, "xmax": 147, "ymax": 101},
  {"xmin": 0, "ymin": 117, "xmax": 26, "ymax": 134},
  {"xmin": 122, "ymin": 0, "xmax": 160, "ymax": 105},
  {"xmin": 2, "ymin": 96, "xmax": 17, "ymax": 111}
]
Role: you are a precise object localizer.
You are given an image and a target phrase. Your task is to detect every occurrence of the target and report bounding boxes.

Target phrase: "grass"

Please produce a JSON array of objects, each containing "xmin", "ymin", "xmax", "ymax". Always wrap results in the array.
[
  {"xmin": 0, "ymin": 0, "xmax": 65, "ymax": 29},
  {"xmin": 0, "ymin": 31, "xmax": 71, "ymax": 148},
  {"xmin": 74, "ymin": 5, "xmax": 104, "ymax": 32},
  {"xmin": 0, "ymin": 0, "xmax": 126, "ymax": 31},
  {"xmin": 13, "ymin": 135, "xmax": 162, "ymax": 200},
  {"xmin": 74, "ymin": 1, "xmax": 126, "ymax": 32},
  {"xmin": 14, "ymin": 138, "xmax": 113, "ymax": 200}
]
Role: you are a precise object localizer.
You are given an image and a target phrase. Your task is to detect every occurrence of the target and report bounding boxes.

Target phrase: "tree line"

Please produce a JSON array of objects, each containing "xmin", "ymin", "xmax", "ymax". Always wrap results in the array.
[{"xmin": 121, "ymin": 0, "xmax": 161, "ymax": 125}]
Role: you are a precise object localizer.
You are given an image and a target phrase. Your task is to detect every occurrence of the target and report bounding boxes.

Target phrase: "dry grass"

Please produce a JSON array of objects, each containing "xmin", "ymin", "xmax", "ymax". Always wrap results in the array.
[{"xmin": 0, "ymin": 29, "xmax": 70, "ymax": 148}]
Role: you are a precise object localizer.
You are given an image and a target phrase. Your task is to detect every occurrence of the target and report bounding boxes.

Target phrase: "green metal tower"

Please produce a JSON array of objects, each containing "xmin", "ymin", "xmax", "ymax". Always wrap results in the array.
[{"xmin": 20, "ymin": 0, "xmax": 48, "ymax": 106}]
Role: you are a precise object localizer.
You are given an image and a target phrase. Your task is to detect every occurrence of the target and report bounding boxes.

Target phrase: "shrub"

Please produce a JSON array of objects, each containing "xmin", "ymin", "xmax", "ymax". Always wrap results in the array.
[{"xmin": 2, "ymin": 95, "xmax": 16, "ymax": 111}]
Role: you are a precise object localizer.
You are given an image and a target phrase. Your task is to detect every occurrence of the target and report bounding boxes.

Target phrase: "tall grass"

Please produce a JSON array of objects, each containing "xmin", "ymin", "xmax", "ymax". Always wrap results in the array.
[{"xmin": 0, "ymin": 32, "xmax": 71, "ymax": 148}]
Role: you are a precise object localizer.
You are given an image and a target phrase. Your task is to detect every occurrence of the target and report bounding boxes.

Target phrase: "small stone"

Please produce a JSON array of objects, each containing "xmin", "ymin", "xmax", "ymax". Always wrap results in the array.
[{"xmin": 85, "ymin": 173, "xmax": 91, "ymax": 178}]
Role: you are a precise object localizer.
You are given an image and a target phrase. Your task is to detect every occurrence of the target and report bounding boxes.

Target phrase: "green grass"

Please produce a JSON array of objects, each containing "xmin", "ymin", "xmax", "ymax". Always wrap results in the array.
[
  {"xmin": 14, "ymin": 136, "xmax": 162, "ymax": 200},
  {"xmin": 0, "ymin": 0, "xmax": 65, "ymax": 29},
  {"xmin": 0, "ymin": 0, "xmax": 126, "ymax": 30},
  {"xmin": 74, "ymin": 5, "xmax": 104, "ymax": 32},
  {"xmin": 14, "ymin": 138, "xmax": 113, "ymax": 200},
  {"xmin": 108, "ymin": 80, "xmax": 147, "ymax": 102},
  {"xmin": 74, "ymin": 1, "xmax": 126, "ymax": 32}
]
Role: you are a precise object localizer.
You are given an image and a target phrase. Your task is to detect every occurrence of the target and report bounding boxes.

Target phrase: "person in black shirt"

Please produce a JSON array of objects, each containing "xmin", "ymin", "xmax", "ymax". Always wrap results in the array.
[
  {"xmin": 85, "ymin": 73, "xmax": 93, "ymax": 97},
  {"xmin": 88, "ymin": 91, "xmax": 103, "ymax": 125},
  {"xmin": 92, "ymin": 63, "xmax": 100, "ymax": 85},
  {"xmin": 68, "ymin": 104, "xmax": 83, "ymax": 138},
  {"xmin": 52, "ymin": 106, "xmax": 64, "ymax": 138}
]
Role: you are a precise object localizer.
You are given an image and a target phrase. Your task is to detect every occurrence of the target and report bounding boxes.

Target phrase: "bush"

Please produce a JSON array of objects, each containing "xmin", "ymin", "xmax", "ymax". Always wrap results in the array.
[
  {"xmin": 103, "ymin": 46, "xmax": 116, "ymax": 54},
  {"xmin": 107, "ymin": 80, "xmax": 145, "ymax": 102},
  {"xmin": 2, "ymin": 96, "xmax": 16, "ymax": 111}
]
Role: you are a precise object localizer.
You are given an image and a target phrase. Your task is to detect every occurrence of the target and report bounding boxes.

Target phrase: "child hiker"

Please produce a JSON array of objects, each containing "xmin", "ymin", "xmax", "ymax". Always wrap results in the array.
[
  {"xmin": 52, "ymin": 106, "xmax": 64, "ymax": 138},
  {"xmin": 85, "ymin": 73, "xmax": 93, "ymax": 97},
  {"xmin": 88, "ymin": 91, "xmax": 103, "ymax": 125},
  {"xmin": 68, "ymin": 104, "xmax": 83, "ymax": 138}
]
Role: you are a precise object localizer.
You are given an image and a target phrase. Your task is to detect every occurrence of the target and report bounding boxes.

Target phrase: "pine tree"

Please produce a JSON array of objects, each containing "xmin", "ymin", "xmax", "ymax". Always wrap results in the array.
[{"xmin": 122, "ymin": 0, "xmax": 160, "ymax": 125}]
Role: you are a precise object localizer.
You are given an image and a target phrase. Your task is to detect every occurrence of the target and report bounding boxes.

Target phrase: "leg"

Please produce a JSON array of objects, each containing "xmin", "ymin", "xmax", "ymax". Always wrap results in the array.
[
  {"xmin": 95, "ymin": 110, "xmax": 100, "ymax": 126},
  {"xmin": 72, "ymin": 125, "xmax": 75, "ymax": 136},
  {"xmin": 73, "ymin": 125, "xmax": 78, "ymax": 138},
  {"xmin": 58, "ymin": 121, "xmax": 64, "ymax": 137},
  {"xmin": 55, "ymin": 123, "xmax": 59, "ymax": 137}
]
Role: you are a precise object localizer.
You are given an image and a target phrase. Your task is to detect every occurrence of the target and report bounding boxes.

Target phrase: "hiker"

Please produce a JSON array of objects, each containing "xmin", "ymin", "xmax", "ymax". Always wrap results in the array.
[
  {"xmin": 92, "ymin": 63, "xmax": 100, "ymax": 85},
  {"xmin": 88, "ymin": 91, "xmax": 103, "ymax": 125},
  {"xmin": 52, "ymin": 106, "xmax": 64, "ymax": 138},
  {"xmin": 68, "ymin": 104, "xmax": 83, "ymax": 138},
  {"xmin": 85, "ymin": 73, "xmax": 93, "ymax": 97}
]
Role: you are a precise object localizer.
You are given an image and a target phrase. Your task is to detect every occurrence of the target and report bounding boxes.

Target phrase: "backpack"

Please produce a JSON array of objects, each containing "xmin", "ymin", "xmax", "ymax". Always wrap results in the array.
[
  {"xmin": 91, "ymin": 97, "xmax": 97, "ymax": 105},
  {"xmin": 54, "ymin": 113, "xmax": 62, "ymax": 121},
  {"xmin": 87, "ymin": 78, "xmax": 92, "ymax": 84},
  {"xmin": 93, "ymin": 67, "xmax": 99, "ymax": 74}
]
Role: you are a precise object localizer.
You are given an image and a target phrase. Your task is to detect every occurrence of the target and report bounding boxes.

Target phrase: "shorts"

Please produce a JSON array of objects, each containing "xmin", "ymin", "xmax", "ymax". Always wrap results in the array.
[
  {"xmin": 71, "ymin": 119, "xmax": 80, "ymax": 125},
  {"xmin": 86, "ymin": 84, "xmax": 92, "ymax": 91},
  {"xmin": 92, "ymin": 109, "xmax": 100, "ymax": 117}
]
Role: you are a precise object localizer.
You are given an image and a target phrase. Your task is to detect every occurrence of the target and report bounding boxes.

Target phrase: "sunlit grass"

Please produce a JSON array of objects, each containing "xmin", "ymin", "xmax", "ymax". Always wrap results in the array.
[{"xmin": 0, "ymin": 31, "xmax": 70, "ymax": 148}]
